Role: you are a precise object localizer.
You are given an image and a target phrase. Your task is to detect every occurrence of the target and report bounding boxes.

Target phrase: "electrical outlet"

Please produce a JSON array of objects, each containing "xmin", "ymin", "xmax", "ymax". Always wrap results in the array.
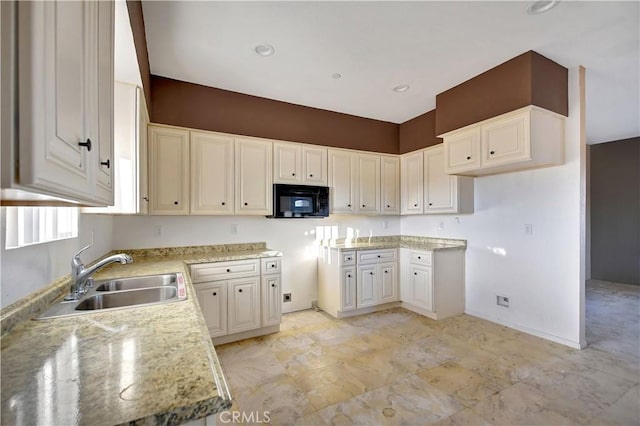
[
  {"xmin": 231, "ymin": 224, "xmax": 238, "ymax": 235},
  {"xmin": 283, "ymin": 293, "xmax": 292, "ymax": 303},
  {"xmin": 525, "ymin": 224, "xmax": 533, "ymax": 235},
  {"xmin": 438, "ymin": 221, "xmax": 445, "ymax": 230},
  {"xmin": 154, "ymin": 225, "xmax": 162, "ymax": 237},
  {"xmin": 497, "ymin": 295, "xmax": 510, "ymax": 308}
]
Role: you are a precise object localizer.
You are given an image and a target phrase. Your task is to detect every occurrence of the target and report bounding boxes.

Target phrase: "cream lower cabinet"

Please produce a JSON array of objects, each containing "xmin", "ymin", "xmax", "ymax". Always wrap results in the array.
[
  {"xmin": 319, "ymin": 248, "xmax": 397, "ymax": 318},
  {"xmin": 227, "ymin": 277, "xmax": 261, "ymax": 334},
  {"xmin": 400, "ymin": 248, "xmax": 465, "ymax": 320},
  {"xmin": 442, "ymin": 105, "xmax": 564, "ymax": 176},
  {"xmin": 195, "ymin": 281, "xmax": 228, "ymax": 337},
  {"xmin": 191, "ymin": 257, "xmax": 282, "ymax": 344},
  {"xmin": 261, "ymin": 257, "xmax": 282, "ymax": 327}
]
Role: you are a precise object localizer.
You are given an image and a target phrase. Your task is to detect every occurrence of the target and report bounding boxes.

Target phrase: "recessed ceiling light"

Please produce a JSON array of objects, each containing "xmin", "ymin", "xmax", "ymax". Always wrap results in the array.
[
  {"xmin": 254, "ymin": 44, "xmax": 275, "ymax": 56},
  {"xmin": 332, "ymin": 73, "xmax": 342, "ymax": 79},
  {"xmin": 526, "ymin": 0, "xmax": 560, "ymax": 15},
  {"xmin": 393, "ymin": 84, "xmax": 410, "ymax": 93}
]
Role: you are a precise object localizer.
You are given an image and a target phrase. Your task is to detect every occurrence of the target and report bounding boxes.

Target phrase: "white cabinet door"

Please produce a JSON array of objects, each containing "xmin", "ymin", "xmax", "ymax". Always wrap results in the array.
[
  {"xmin": 424, "ymin": 145, "xmax": 456, "ymax": 213},
  {"xmin": 379, "ymin": 263, "xmax": 397, "ymax": 304},
  {"xmin": 195, "ymin": 282, "xmax": 228, "ymax": 338},
  {"xmin": 93, "ymin": 0, "xmax": 114, "ymax": 205},
  {"xmin": 235, "ymin": 138, "xmax": 272, "ymax": 215},
  {"xmin": 137, "ymin": 88, "xmax": 149, "ymax": 215},
  {"xmin": 262, "ymin": 274, "xmax": 282, "ymax": 327},
  {"xmin": 342, "ymin": 267, "xmax": 357, "ymax": 312},
  {"xmin": 16, "ymin": 1, "xmax": 114, "ymax": 204},
  {"xmin": 328, "ymin": 149, "xmax": 357, "ymax": 213},
  {"xmin": 148, "ymin": 126, "xmax": 190, "ymax": 215},
  {"xmin": 381, "ymin": 155, "xmax": 400, "ymax": 215},
  {"xmin": 191, "ymin": 131, "xmax": 234, "ymax": 214},
  {"xmin": 410, "ymin": 264, "xmax": 433, "ymax": 312},
  {"xmin": 303, "ymin": 146, "xmax": 328, "ymax": 185},
  {"xmin": 228, "ymin": 276, "xmax": 261, "ymax": 334},
  {"xmin": 401, "ymin": 151, "xmax": 424, "ymax": 214},
  {"xmin": 443, "ymin": 127, "xmax": 481, "ymax": 174},
  {"xmin": 357, "ymin": 153, "xmax": 380, "ymax": 214},
  {"xmin": 357, "ymin": 265, "xmax": 377, "ymax": 308},
  {"xmin": 481, "ymin": 112, "xmax": 530, "ymax": 167},
  {"xmin": 273, "ymin": 142, "xmax": 302, "ymax": 184}
]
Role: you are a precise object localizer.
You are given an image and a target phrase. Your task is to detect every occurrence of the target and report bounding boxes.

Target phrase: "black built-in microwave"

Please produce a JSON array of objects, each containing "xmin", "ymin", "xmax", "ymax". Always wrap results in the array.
[{"xmin": 270, "ymin": 184, "xmax": 329, "ymax": 218}]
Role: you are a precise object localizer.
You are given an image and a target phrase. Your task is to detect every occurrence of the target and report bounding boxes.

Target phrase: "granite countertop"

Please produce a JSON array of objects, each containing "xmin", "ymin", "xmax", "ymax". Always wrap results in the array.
[
  {"xmin": 0, "ymin": 243, "xmax": 281, "ymax": 425},
  {"xmin": 324, "ymin": 235, "xmax": 467, "ymax": 252}
]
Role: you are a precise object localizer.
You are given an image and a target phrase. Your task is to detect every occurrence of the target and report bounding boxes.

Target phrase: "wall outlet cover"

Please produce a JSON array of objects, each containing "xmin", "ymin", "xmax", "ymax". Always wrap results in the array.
[{"xmin": 283, "ymin": 293, "xmax": 292, "ymax": 303}]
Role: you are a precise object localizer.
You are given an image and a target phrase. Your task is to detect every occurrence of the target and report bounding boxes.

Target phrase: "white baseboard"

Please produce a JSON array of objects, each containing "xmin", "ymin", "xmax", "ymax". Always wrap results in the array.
[{"xmin": 465, "ymin": 309, "xmax": 585, "ymax": 349}]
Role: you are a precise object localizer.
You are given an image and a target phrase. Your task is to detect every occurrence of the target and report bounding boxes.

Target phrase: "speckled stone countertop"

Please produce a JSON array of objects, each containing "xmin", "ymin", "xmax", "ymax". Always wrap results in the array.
[
  {"xmin": 324, "ymin": 235, "xmax": 467, "ymax": 252},
  {"xmin": 0, "ymin": 243, "xmax": 281, "ymax": 425}
]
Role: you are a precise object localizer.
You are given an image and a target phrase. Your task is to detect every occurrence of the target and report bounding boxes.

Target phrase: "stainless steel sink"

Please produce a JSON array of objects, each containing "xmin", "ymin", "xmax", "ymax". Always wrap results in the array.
[
  {"xmin": 36, "ymin": 272, "xmax": 187, "ymax": 319},
  {"xmin": 95, "ymin": 273, "xmax": 177, "ymax": 291},
  {"xmin": 76, "ymin": 287, "xmax": 178, "ymax": 310}
]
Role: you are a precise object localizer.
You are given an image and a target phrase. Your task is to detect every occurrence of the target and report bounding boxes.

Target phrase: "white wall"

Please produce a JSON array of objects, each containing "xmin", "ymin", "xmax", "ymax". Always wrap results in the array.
[
  {"xmin": 1, "ymin": 211, "xmax": 114, "ymax": 308},
  {"xmin": 112, "ymin": 215, "xmax": 400, "ymax": 313},
  {"xmin": 402, "ymin": 67, "xmax": 585, "ymax": 348}
]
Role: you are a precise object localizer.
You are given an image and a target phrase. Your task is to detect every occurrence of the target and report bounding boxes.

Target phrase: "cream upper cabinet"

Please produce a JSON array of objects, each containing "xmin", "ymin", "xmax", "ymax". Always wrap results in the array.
[
  {"xmin": 443, "ymin": 127, "xmax": 481, "ymax": 174},
  {"xmin": 481, "ymin": 111, "xmax": 529, "ymax": 167},
  {"xmin": 328, "ymin": 149, "xmax": 357, "ymax": 214},
  {"xmin": 273, "ymin": 142, "xmax": 302, "ymax": 184},
  {"xmin": 401, "ymin": 145, "xmax": 473, "ymax": 215},
  {"xmin": 274, "ymin": 142, "xmax": 327, "ymax": 186},
  {"xmin": 381, "ymin": 155, "xmax": 400, "ymax": 215},
  {"xmin": 442, "ymin": 106, "xmax": 564, "ymax": 176},
  {"xmin": 138, "ymin": 91, "xmax": 149, "ymax": 215},
  {"xmin": 400, "ymin": 151, "xmax": 424, "ymax": 214},
  {"xmin": 235, "ymin": 138, "xmax": 273, "ymax": 215},
  {"xmin": 148, "ymin": 126, "xmax": 190, "ymax": 215},
  {"xmin": 424, "ymin": 145, "xmax": 475, "ymax": 214},
  {"xmin": 84, "ymin": 83, "xmax": 147, "ymax": 215},
  {"xmin": 302, "ymin": 146, "xmax": 328, "ymax": 186},
  {"xmin": 4, "ymin": 1, "xmax": 114, "ymax": 205},
  {"xmin": 191, "ymin": 131, "xmax": 234, "ymax": 215},
  {"xmin": 357, "ymin": 153, "xmax": 381, "ymax": 214}
]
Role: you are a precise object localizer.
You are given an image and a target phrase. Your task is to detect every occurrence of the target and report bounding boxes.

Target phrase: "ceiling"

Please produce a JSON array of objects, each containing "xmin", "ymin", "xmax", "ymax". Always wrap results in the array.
[{"xmin": 141, "ymin": 1, "xmax": 639, "ymax": 144}]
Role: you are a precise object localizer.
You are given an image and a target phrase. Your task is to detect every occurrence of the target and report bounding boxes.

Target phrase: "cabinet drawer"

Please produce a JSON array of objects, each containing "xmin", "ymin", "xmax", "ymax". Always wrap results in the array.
[
  {"xmin": 190, "ymin": 259, "xmax": 260, "ymax": 283},
  {"xmin": 341, "ymin": 251, "xmax": 356, "ymax": 266},
  {"xmin": 410, "ymin": 251, "xmax": 432, "ymax": 266},
  {"xmin": 358, "ymin": 249, "xmax": 397, "ymax": 265},
  {"xmin": 261, "ymin": 257, "xmax": 281, "ymax": 274}
]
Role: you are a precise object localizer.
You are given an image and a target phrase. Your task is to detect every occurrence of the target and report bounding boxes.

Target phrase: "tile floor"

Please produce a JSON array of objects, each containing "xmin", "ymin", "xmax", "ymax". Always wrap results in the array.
[{"xmin": 216, "ymin": 280, "xmax": 639, "ymax": 425}]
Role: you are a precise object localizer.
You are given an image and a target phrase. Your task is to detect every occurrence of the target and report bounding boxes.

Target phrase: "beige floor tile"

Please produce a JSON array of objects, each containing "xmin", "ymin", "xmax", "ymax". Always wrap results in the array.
[
  {"xmin": 588, "ymin": 385, "xmax": 640, "ymax": 426},
  {"xmin": 233, "ymin": 374, "xmax": 314, "ymax": 425},
  {"xmin": 215, "ymin": 280, "xmax": 639, "ymax": 426},
  {"xmin": 294, "ymin": 362, "xmax": 368, "ymax": 411},
  {"xmin": 470, "ymin": 382, "xmax": 579, "ymax": 425},
  {"xmin": 432, "ymin": 408, "xmax": 495, "ymax": 426},
  {"xmin": 418, "ymin": 361, "xmax": 501, "ymax": 407}
]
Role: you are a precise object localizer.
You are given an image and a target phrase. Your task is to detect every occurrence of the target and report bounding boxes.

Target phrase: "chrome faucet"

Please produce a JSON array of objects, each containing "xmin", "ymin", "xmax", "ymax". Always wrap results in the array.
[{"xmin": 65, "ymin": 245, "xmax": 133, "ymax": 301}]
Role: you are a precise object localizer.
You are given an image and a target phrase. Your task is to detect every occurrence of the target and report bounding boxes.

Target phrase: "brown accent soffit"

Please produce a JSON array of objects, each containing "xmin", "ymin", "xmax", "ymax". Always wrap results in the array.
[
  {"xmin": 399, "ymin": 110, "xmax": 442, "ymax": 154},
  {"xmin": 435, "ymin": 50, "xmax": 568, "ymax": 136},
  {"xmin": 150, "ymin": 75, "xmax": 400, "ymax": 154},
  {"xmin": 126, "ymin": 1, "xmax": 151, "ymax": 108}
]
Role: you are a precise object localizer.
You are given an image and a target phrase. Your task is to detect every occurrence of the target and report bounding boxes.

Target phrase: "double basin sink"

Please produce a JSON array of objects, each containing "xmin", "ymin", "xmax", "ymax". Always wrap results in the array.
[{"xmin": 37, "ymin": 273, "xmax": 187, "ymax": 319}]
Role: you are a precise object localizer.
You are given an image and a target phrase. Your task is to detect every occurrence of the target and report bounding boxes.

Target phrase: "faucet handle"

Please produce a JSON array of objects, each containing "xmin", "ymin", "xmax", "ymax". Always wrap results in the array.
[{"xmin": 74, "ymin": 244, "xmax": 92, "ymax": 260}]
